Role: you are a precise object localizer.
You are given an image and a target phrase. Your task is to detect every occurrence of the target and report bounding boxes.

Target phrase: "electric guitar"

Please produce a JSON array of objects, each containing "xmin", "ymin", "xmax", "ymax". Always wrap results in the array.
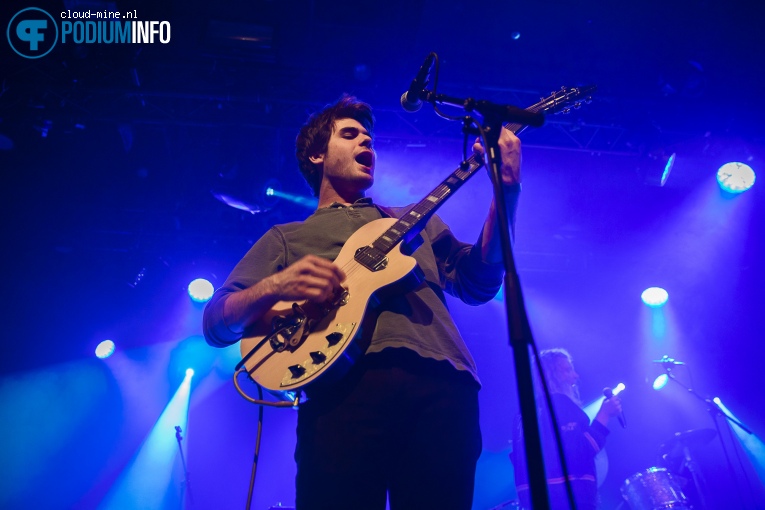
[{"xmin": 238, "ymin": 85, "xmax": 596, "ymax": 397}]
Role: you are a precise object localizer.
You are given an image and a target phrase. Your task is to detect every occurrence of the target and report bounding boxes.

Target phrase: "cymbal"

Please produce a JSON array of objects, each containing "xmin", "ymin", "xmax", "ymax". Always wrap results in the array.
[{"xmin": 660, "ymin": 428, "xmax": 716, "ymax": 457}]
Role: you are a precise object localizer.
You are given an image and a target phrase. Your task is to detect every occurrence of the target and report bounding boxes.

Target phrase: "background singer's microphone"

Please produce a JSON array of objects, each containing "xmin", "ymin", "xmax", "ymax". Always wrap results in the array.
[
  {"xmin": 400, "ymin": 54, "xmax": 435, "ymax": 112},
  {"xmin": 652, "ymin": 355, "xmax": 685, "ymax": 365},
  {"xmin": 603, "ymin": 387, "xmax": 626, "ymax": 428}
]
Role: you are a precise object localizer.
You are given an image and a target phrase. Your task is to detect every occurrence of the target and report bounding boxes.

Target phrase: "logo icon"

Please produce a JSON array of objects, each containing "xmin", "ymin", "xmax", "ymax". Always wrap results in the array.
[{"xmin": 7, "ymin": 7, "xmax": 58, "ymax": 59}]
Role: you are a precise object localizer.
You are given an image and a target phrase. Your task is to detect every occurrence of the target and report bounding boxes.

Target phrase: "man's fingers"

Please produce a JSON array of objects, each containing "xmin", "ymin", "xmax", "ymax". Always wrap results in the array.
[
  {"xmin": 301, "ymin": 255, "xmax": 346, "ymax": 282},
  {"xmin": 306, "ymin": 265, "xmax": 345, "ymax": 288}
]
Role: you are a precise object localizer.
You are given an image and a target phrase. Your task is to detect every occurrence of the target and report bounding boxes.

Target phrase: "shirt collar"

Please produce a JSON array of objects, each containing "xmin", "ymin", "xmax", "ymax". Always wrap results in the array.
[{"xmin": 326, "ymin": 197, "xmax": 374, "ymax": 209}]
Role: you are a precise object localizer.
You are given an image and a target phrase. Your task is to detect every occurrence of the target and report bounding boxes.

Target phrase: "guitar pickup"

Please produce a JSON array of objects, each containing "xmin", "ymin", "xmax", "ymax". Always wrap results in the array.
[{"xmin": 354, "ymin": 246, "xmax": 388, "ymax": 271}]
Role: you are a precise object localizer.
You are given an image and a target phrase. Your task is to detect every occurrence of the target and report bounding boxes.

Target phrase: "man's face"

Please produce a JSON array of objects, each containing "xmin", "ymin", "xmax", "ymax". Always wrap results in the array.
[{"xmin": 310, "ymin": 118, "xmax": 375, "ymax": 196}]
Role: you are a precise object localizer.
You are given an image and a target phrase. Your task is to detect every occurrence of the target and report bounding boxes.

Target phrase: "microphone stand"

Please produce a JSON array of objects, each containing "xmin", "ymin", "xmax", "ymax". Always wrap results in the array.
[
  {"xmin": 175, "ymin": 426, "xmax": 194, "ymax": 508},
  {"xmin": 661, "ymin": 366, "xmax": 753, "ymax": 509},
  {"xmin": 422, "ymin": 89, "xmax": 550, "ymax": 510}
]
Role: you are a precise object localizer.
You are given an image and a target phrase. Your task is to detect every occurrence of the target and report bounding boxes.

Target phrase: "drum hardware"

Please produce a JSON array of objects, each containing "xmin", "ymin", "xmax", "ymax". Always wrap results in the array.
[{"xmin": 621, "ymin": 467, "xmax": 689, "ymax": 510}]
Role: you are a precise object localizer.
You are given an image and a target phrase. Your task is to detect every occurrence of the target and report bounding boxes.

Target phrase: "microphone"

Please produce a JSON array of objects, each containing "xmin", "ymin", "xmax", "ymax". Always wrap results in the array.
[
  {"xmin": 400, "ymin": 54, "xmax": 435, "ymax": 112},
  {"xmin": 603, "ymin": 387, "xmax": 626, "ymax": 428},
  {"xmin": 652, "ymin": 356, "xmax": 685, "ymax": 365}
]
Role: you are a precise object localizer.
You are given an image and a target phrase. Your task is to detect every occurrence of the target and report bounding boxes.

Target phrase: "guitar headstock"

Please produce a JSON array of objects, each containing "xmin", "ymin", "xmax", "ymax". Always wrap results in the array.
[
  {"xmin": 536, "ymin": 85, "xmax": 597, "ymax": 116},
  {"xmin": 505, "ymin": 85, "xmax": 596, "ymax": 135}
]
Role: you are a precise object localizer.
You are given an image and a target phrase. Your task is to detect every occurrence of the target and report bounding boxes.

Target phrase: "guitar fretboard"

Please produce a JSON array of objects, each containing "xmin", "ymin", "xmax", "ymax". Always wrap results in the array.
[{"xmin": 371, "ymin": 153, "xmax": 484, "ymax": 254}]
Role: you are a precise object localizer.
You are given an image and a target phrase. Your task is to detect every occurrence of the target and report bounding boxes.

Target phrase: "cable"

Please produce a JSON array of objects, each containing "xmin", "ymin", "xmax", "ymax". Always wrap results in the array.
[
  {"xmin": 426, "ymin": 53, "xmax": 468, "ymax": 123},
  {"xmin": 233, "ymin": 369, "xmax": 299, "ymax": 510},
  {"xmin": 245, "ymin": 384, "xmax": 264, "ymax": 510}
]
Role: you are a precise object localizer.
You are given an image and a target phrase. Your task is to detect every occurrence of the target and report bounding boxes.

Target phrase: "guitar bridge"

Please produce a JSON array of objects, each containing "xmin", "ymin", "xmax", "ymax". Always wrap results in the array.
[{"xmin": 267, "ymin": 303, "xmax": 308, "ymax": 352}]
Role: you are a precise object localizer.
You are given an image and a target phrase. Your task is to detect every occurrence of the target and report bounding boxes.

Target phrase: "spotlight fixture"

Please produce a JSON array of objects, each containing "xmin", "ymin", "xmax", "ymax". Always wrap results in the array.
[
  {"xmin": 717, "ymin": 162, "xmax": 756, "ymax": 194},
  {"xmin": 95, "ymin": 339, "xmax": 116, "ymax": 359},
  {"xmin": 641, "ymin": 287, "xmax": 669, "ymax": 307},
  {"xmin": 188, "ymin": 278, "xmax": 214, "ymax": 303},
  {"xmin": 652, "ymin": 373, "xmax": 669, "ymax": 390},
  {"xmin": 642, "ymin": 150, "xmax": 676, "ymax": 187}
]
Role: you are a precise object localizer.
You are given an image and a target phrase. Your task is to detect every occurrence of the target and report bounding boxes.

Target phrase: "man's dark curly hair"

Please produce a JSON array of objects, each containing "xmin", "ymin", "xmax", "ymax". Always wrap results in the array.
[{"xmin": 295, "ymin": 94, "xmax": 375, "ymax": 197}]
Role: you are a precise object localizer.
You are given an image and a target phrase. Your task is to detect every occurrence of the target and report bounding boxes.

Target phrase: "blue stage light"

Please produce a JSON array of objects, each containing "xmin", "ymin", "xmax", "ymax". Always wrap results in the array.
[
  {"xmin": 187, "ymin": 278, "xmax": 214, "ymax": 303},
  {"xmin": 660, "ymin": 153, "xmax": 676, "ymax": 187},
  {"xmin": 95, "ymin": 340, "xmax": 115, "ymax": 359},
  {"xmin": 186, "ymin": 368, "xmax": 194, "ymax": 377},
  {"xmin": 652, "ymin": 373, "xmax": 669, "ymax": 390},
  {"xmin": 641, "ymin": 287, "xmax": 669, "ymax": 307},
  {"xmin": 614, "ymin": 383, "xmax": 626, "ymax": 395},
  {"xmin": 100, "ymin": 368, "xmax": 193, "ymax": 509},
  {"xmin": 717, "ymin": 162, "xmax": 756, "ymax": 193}
]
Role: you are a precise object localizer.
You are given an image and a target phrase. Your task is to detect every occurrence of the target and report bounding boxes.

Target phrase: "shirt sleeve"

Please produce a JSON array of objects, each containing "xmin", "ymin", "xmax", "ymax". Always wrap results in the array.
[
  {"xmin": 202, "ymin": 228, "xmax": 287, "ymax": 347},
  {"xmin": 585, "ymin": 418, "xmax": 610, "ymax": 453},
  {"xmin": 425, "ymin": 185, "xmax": 521, "ymax": 305},
  {"xmin": 553, "ymin": 393, "xmax": 610, "ymax": 459}
]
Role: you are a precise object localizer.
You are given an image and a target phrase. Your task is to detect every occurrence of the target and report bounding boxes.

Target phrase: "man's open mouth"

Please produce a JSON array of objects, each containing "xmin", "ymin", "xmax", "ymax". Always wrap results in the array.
[{"xmin": 355, "ymin": 151, "xmax": 374, "ymax": 168}]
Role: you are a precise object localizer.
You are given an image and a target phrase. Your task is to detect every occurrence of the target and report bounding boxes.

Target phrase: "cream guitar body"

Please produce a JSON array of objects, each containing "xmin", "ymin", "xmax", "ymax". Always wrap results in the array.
[{"xmin": 239, "ymin": 218, "xmax": 418, "ymax": 395}]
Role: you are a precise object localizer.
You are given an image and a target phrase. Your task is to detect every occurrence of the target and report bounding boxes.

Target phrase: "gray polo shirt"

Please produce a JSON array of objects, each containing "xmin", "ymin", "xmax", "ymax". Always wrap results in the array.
[{"xmin": 203, "ymin": 197, "xmax": 511, "ymax": 385}]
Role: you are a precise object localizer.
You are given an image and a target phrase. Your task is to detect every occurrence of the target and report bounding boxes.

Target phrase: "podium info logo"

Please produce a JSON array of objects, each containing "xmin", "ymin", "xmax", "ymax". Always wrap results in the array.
[
  {"xmin": 7, "ymin": 7, "xmax": 59, "ymax": 59},
  {"xmin": 7, "ymin": 7, "xmax": 171, "ymax": 59}
]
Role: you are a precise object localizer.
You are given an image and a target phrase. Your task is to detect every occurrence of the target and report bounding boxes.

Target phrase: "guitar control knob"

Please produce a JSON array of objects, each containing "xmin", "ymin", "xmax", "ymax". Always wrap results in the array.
[
  {"xmin": 326, "ymin": 332, "xmax": 343, "ymax": 346},
  {"xmin": 288, "ymin": 365, "xmax": 306, "ymax": 378},
  {"xmin": 310, "ymin": 351, "xmax": 327, "ymax": 364}
]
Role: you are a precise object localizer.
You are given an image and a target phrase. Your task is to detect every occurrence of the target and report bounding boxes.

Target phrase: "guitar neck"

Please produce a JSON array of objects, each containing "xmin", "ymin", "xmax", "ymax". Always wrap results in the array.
[
  {"xmin": 504, "ymin": 92, "xmax": 564, "ymax": 135},
  {"xmin": 371, "ymin": 153, "xmax": 485, "ymax": 254}
]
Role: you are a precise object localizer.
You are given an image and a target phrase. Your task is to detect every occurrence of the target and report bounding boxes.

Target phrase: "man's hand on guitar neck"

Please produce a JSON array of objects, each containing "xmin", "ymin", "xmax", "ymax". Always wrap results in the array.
[
  {"xmin": 223, "ymin": 255, "xmax": 346, "ymax": 336},
  {"xmin": 474, "ymin": 129, "xmax": 522, "ymax": 264},
  {"xmin": 472, "ymin": 128, "xmax": 522, "ymax": 187}
]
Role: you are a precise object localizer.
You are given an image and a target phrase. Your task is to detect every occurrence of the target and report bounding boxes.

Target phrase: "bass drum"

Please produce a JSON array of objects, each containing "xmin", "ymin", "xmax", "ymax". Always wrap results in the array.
[{"xmin": 621, "ymin": 467, "xmax": 689, "ymax": 510}]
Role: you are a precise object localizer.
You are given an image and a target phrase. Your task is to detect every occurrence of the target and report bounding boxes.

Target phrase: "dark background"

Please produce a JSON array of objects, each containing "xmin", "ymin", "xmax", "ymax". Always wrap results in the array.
[{"xmin": 1, "ymin": 0, "xmax": 763, "ymax": 509}]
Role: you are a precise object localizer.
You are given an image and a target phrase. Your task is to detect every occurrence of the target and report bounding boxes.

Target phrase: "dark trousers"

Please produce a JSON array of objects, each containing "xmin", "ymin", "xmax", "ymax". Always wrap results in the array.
[{"xmin": 295, "ymin": 348, "xmax": 482, "ymax": 510}]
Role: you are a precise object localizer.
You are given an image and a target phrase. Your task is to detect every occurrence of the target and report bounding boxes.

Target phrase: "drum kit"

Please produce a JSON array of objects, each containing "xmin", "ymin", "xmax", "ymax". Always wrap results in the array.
[{"xmin": 620, "ymin": 428, "xmax": 716, "ymax": 510}]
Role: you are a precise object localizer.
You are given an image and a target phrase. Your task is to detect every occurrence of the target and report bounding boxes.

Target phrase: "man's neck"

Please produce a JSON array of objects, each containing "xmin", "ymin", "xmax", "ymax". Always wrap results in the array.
[{"xmin": 317, "ymin": 189, "xmax": 366, "ymax": 209}]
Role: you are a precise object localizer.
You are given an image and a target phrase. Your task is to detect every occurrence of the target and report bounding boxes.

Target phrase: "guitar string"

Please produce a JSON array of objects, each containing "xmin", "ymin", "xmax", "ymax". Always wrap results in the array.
[{"xmin": 331, "ymin": 157, "xmax": 480, "ymax": 283}]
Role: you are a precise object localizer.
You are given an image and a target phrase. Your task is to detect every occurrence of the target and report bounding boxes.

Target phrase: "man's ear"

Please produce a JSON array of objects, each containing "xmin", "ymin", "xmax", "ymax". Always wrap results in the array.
[{"xmin": 309, "ymin": 154, "xmax": 324, "ymax": 165}]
